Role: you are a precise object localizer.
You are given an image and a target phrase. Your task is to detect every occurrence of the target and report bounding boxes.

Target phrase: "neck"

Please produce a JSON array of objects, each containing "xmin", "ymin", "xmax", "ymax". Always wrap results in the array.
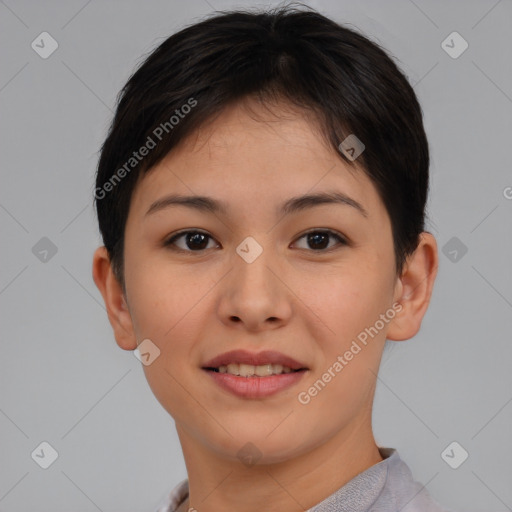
[{"xmin": 174, "ymin": 415, "xmax": 383, "ymax": 512}]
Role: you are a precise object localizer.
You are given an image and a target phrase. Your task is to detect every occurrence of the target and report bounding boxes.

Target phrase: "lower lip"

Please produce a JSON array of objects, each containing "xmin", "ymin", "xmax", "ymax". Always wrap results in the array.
[{"xmin": 203, "ymin": 369, "xmax": 307, "ymax": 399}]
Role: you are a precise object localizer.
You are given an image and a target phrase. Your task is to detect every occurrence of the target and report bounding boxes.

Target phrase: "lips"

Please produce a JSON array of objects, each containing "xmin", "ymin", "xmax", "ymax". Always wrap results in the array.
[{"xmin": 202, "ymin": 349, "xmax": 308, "ymax": 371}]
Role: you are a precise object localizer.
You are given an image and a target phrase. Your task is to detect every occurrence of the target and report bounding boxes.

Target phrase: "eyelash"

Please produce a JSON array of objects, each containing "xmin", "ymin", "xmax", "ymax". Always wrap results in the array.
[{"xmin": 163, "ymin": 229, "xmax": 348, "ymax": 254}]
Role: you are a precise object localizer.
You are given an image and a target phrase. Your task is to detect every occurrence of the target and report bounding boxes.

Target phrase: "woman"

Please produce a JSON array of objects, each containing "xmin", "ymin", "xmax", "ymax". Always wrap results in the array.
[{"xmin": 92, "ymin": 4, "xmax": 451, "ymax": 511}]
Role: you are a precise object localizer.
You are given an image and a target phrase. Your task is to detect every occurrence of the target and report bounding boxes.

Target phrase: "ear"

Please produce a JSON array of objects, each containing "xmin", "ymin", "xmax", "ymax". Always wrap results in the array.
[
  {"xmin": 386, "ymin": 232, "xmax": 438, "ymax": 341},
  {"xmin": 92, "ymin": 246, "xmax": 138, "ymax": 351}
]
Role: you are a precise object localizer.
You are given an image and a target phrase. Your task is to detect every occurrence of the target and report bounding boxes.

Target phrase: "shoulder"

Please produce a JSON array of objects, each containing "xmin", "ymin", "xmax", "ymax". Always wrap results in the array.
[
  {"xmin": 155, "ymin": 479, "xmax": 189, "ymax": 512},
  {"xmin": 372, "ymin": 449, "xmax": 455, "ymax": 512}
]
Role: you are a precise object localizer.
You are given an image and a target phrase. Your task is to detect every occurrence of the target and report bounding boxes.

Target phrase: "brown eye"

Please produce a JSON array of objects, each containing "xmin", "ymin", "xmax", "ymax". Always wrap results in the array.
[
  {"xmin": 164, "ymin": 231, "xmax": 218, "ymax": 252},
  {"xmin": 164, "ymin": 229, "xmax": 347, "ymax": 254},
  {"xmin": 293, "ymin": 230, "xmax": 347, "ymax": 251}
]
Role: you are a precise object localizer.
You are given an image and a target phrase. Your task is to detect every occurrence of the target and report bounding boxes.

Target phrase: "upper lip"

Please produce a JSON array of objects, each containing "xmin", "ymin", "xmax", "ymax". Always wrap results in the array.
[{"xmin": 202, "ymin": 349, "xmax": 308, "ymax": 370}]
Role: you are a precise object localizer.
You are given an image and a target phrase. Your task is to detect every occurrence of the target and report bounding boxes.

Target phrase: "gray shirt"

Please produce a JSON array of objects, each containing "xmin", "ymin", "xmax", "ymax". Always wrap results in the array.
[{"xmin": 155, "ymin": 447, "xmax": 455, "ymax": 512}]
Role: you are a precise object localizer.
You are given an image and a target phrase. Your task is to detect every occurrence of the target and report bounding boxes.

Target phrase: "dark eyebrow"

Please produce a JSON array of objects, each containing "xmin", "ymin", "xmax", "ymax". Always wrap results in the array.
[
  {"xmin": 280, "ymin": 191, "xmax": 368, "ymax": 218},
  {"xmin": 145, "ymin": 191, "xmax": 368, "ymax": 218}
]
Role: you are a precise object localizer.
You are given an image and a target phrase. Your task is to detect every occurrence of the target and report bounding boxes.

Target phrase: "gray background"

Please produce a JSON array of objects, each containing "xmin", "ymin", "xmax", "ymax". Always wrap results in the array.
[{"xmin": 1, "ymin": 0, "xmax": 511, "ymax": 511}]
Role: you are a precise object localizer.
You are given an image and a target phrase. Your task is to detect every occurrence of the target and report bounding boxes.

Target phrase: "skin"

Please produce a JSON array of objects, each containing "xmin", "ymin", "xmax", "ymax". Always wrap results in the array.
[{"xmin": 93, "ymin": 97, "xmax": 438, "ymax": 512}]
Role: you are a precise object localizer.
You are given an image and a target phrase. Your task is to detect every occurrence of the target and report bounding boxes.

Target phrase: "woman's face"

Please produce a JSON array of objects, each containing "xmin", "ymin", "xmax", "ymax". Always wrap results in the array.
[{"xmin": 120, "ymin": 99, "xmax": 404, "ymax": 463}]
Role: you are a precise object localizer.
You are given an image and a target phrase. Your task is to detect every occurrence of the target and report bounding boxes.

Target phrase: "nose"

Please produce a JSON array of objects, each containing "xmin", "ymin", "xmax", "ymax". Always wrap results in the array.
[{"xmin": 216, "ymin": 245, "xmax": 293, "ymax": 333}]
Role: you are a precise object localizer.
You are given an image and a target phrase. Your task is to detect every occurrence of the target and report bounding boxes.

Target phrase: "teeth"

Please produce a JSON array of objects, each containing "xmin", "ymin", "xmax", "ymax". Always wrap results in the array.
[{"xmin": 217, "ymin": 363, "xmax": 296, "ymax": 376}]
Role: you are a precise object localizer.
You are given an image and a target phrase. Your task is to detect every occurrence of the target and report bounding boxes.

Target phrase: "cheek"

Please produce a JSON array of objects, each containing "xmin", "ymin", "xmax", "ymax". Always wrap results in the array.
[
  {"xmin": 296, "ymin": 275, "xmax": 386, "ymax": 418},
  {"xmin": 126, "ymin": 258, "xmax": 213, "ymax": 341},
  {"xmin": 130, "ymin": 268, "xmax": 213, "ymax": 417},
  {"xmin": 298, "ymin": 264, "xmax": 390, "ymax": 344}
]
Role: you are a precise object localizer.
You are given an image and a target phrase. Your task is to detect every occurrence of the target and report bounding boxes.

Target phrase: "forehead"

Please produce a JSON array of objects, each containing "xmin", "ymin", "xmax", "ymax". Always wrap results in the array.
[
  {"xmin": 181, "ymin": 98, "xmax": 348, "ymax": 168},
  {"xmin": 129, "ymin": 99, "xmax": 385, "ymax": 223}
]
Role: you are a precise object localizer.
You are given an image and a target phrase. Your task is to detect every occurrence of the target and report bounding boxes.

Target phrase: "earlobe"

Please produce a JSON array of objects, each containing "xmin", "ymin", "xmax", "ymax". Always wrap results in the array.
[
  {"xmin": 92, "ymin": 246, "xmax": 138, "ymax": 351},
  {"xmin": 386, "ymin": 232, "xmax": 438, "ymax": 342}
]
